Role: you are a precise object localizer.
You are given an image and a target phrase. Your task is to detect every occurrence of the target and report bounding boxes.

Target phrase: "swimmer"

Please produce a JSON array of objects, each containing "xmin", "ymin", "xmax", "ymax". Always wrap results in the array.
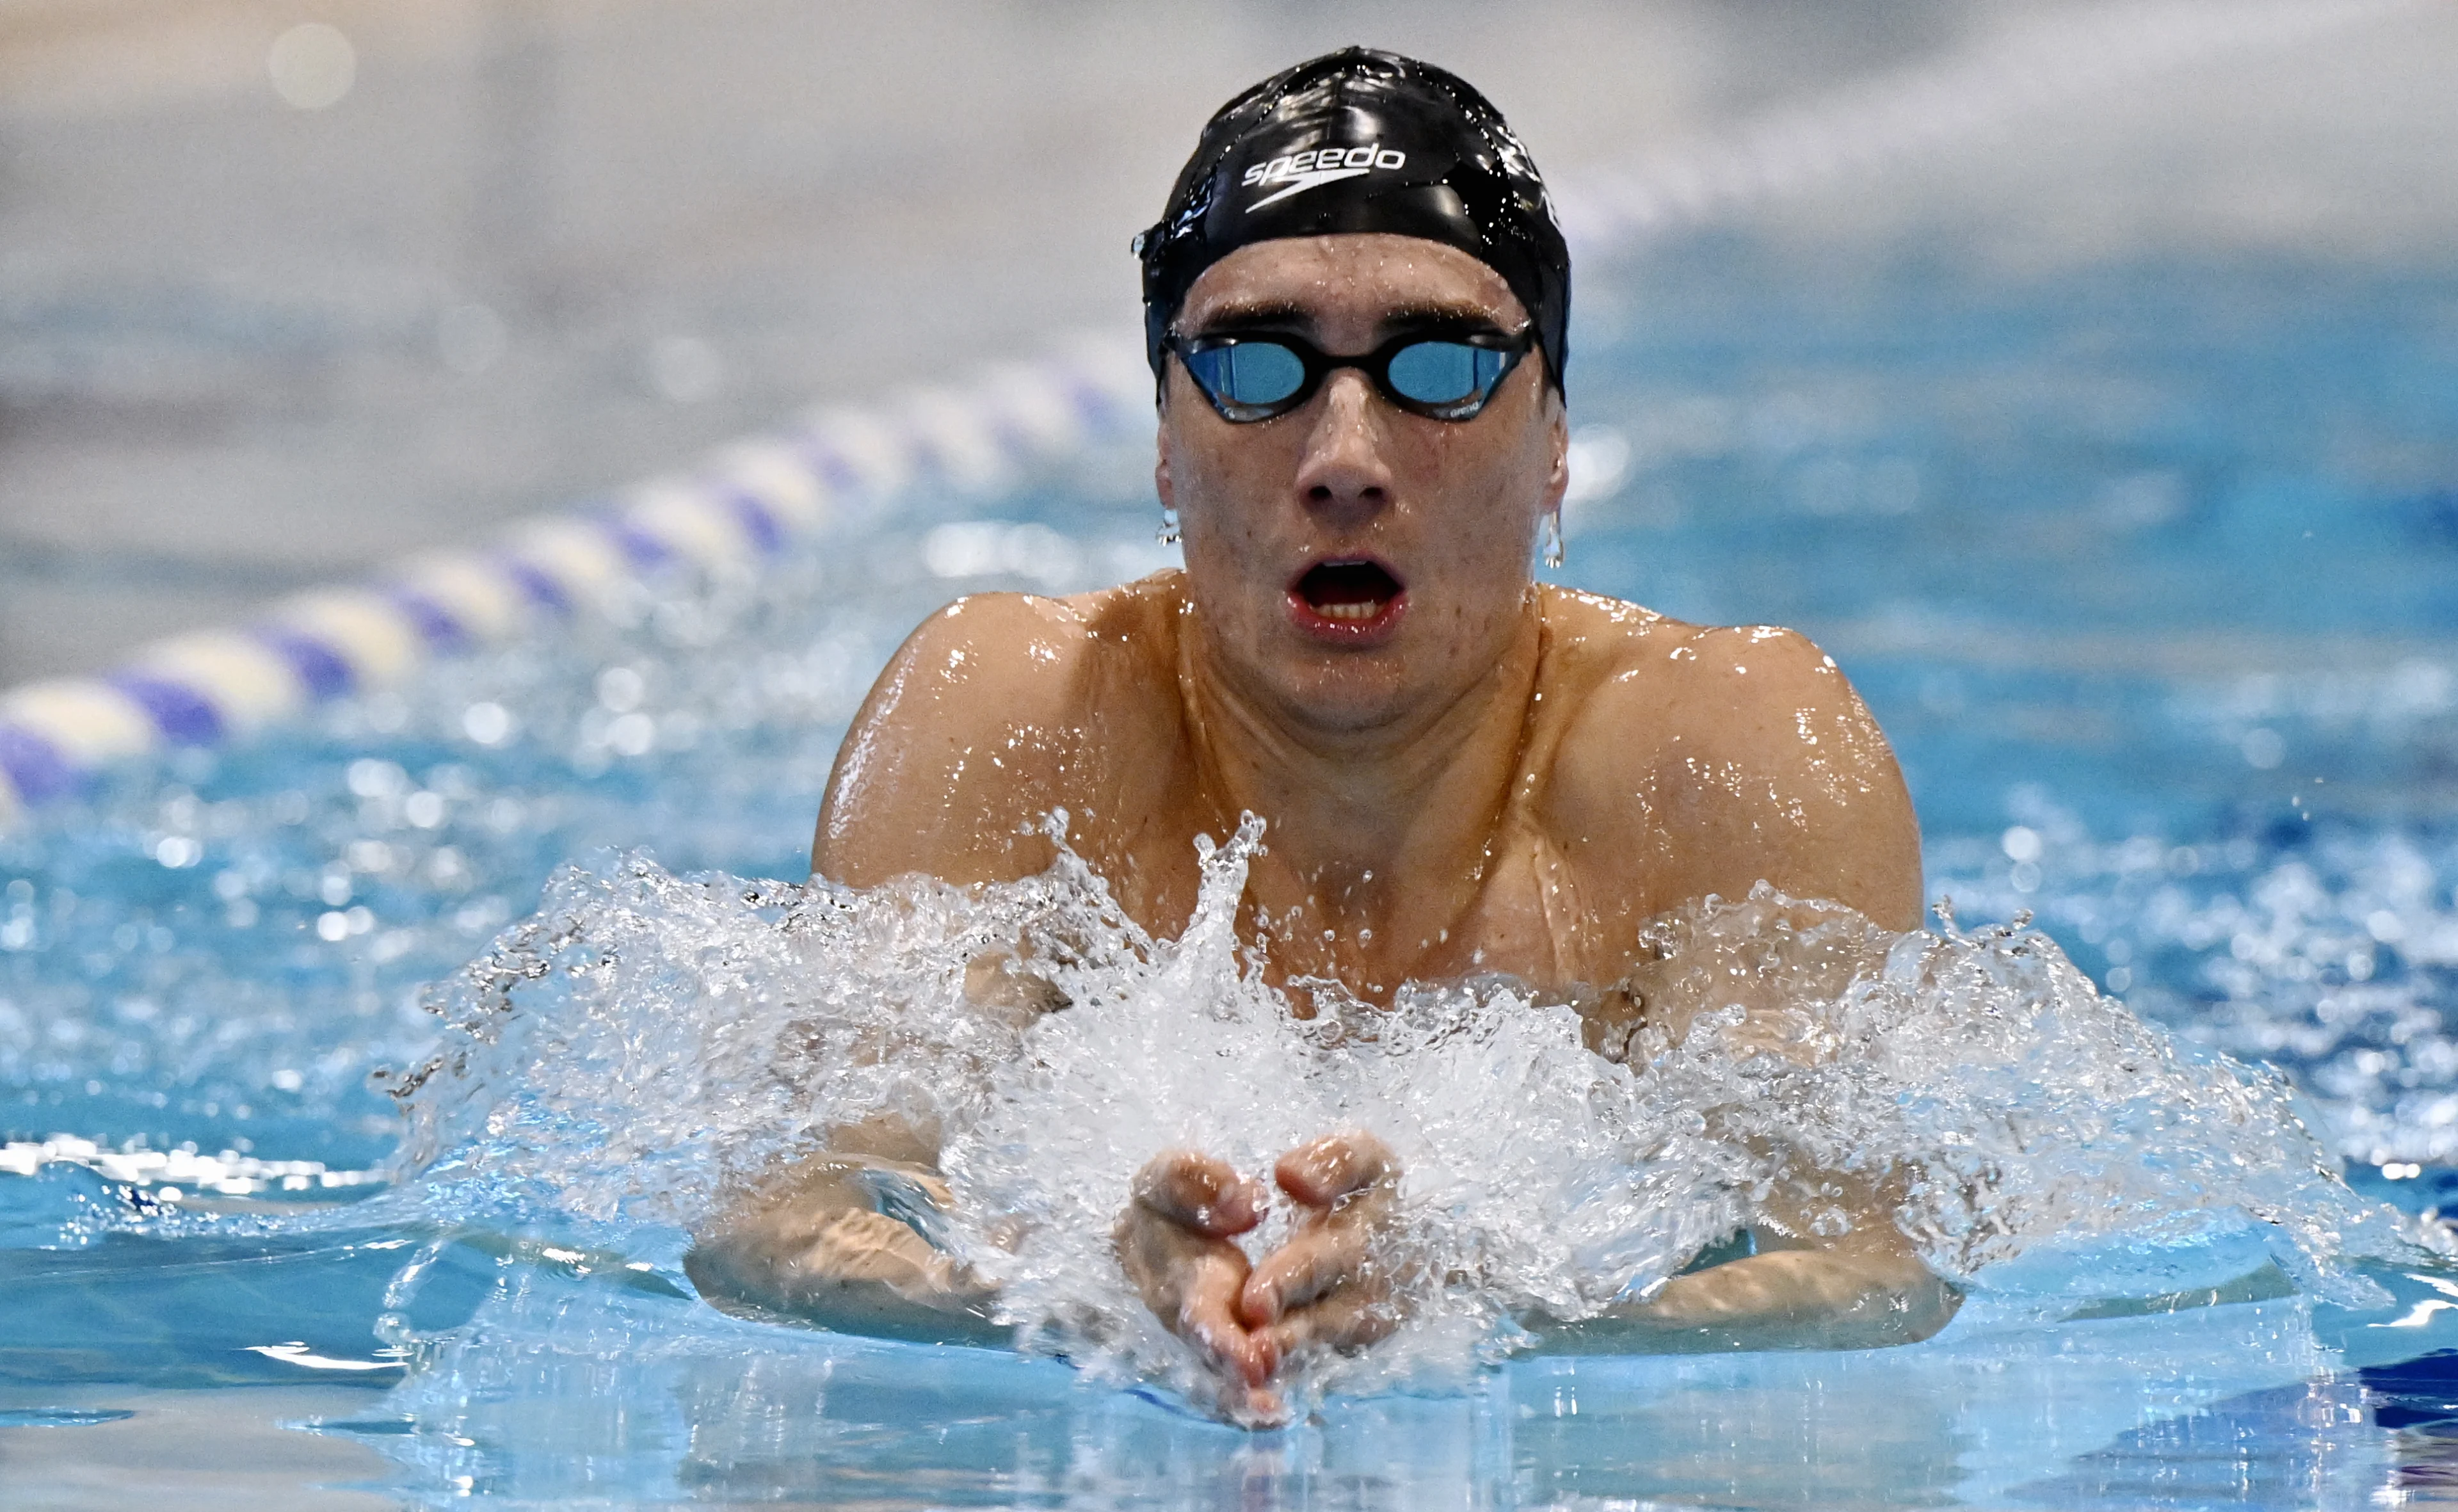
[{"xmin": 686, "ymin": 47, "xmax": 1958, "ymax": 1417}]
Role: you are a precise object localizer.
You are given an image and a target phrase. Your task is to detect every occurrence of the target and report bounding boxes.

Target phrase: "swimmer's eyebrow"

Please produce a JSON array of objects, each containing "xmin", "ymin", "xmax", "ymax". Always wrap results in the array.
[
  {"xmin": 1374, "ymin": 300, "xmax": 1520, "ymax": 338},
  {"xmin": 1179, "ymin": 299, "xmax": 1312, "ymax": 337},
  {"xmin": 1181, "ymin": 298, "xmax": 1518, "ymax": 342}
]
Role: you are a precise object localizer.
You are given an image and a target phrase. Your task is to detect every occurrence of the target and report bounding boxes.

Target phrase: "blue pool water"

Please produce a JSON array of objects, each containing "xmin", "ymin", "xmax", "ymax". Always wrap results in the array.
[{"xmin": 8, "ymin": 225, "xmax": 2458, "ymax": 1506}]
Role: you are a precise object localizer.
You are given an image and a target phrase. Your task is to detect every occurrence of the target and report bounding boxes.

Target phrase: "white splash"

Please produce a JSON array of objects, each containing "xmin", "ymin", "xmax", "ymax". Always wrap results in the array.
[{"xmin": 384, "ymin": 817, "xmax": 2420, "ymax": 1419}]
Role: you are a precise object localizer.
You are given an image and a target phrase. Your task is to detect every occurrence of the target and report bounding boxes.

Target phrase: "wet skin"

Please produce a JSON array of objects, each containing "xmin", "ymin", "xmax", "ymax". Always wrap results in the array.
[{"xmin": 692, "ymin": 234, "xmax": 1948, "ymax": 1419}]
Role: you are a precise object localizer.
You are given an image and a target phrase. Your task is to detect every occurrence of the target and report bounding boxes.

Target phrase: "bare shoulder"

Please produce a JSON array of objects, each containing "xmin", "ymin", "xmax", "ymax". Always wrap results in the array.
[
  {"xmin": 1573, "ymin": 609, "xmax": 1865, "ymax": 748},
  {"xmin": 879, "ymin": 589, "xmax": 1109, "ymax": 720},
  {"xmin": 813, "ymin": 574, "xmax": 1184, "ymax": 886},
  {"xmin": 1537, "ymin": 589, "xmax": 1922, "ymax": 929}
]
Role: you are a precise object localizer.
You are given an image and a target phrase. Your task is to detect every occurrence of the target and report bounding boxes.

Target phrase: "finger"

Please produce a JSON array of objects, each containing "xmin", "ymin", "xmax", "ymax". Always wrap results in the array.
[
  {"xmin": 1114, "ymin": 1198, "xmax": 1248, "ymax": 1311},
  {"xmin": 1239, "ymin": 1383, "xmax": 1290, "ymax": 1426},
  {"xmin": 1180, "ymin": 1259, "xmax": 1277, "ymax": 1388},
  {"xmin": 1264, "ymin": 1282, "xmax": 1402, "ymax": 1362},
  {"xmin": 1275, "ymin": 1131, "xmax": 1396, "ymax": 1209},
  {"xmin": 1238, "ymin": 1223, "xmax": 1365, "ymax": 1328},
  {"xmin": 1189, "ymin": 1313, "xmax": 1276, "ymax": 1390},
  {"xmin": 1134, "ymin": 1150, "xmax": 1267, "ymax": 1235}
]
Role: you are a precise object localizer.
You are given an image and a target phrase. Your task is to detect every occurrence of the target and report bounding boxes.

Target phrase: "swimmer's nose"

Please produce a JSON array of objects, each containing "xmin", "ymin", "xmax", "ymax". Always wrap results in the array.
[{"xmin": 1293, "ymin": 369, "xmax": 1392, "ymax": 524}]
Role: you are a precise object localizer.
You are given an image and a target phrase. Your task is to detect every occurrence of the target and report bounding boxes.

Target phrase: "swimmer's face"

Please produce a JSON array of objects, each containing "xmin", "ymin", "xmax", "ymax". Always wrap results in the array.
[{"xmin": 1157, "ymin": 234, "xmax": 1568, "ymax": 733}]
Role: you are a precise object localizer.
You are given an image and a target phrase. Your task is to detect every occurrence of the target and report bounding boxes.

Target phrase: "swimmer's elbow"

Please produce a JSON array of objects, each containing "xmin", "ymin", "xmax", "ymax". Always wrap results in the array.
[{"xmin": 1831, "ymin": 1254, "xmax": 1961, "ymax": 1347}]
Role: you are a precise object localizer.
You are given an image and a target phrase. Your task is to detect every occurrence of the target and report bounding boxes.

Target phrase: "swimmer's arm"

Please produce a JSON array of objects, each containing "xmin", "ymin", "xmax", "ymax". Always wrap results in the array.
[
  {"xmin": 1535, "ymin": 1183, "xmax": 1960, "ymax": 1352},
  {"xmin": 1591, "ymin": 1221, "xmax": 1958, "ymax": 1351},
  {"xmin": 682, "ymin": 950, "xmax": 1070, "ymax": 1339},
  {"xmin": 1570, "ymin": 967, "xmax": 1962, "ymax": 1351},
  {"xmin": 813, "ymin": 591, "xmax": 1093, "ymax": 887},
  {"xmin": 1544, "ymin": 629, "xmax": 1950, "ymax": 1346},
  {"xmin": 682, "ymin": 1120, "xmax": 1006, "ymax": 1344}
]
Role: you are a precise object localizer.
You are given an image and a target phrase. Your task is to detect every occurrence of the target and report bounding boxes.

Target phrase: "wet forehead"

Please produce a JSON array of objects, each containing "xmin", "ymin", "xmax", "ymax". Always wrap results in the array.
[{"xmin": 1177, "ymin": 234, "xmax": 1527, "ymax": 348}]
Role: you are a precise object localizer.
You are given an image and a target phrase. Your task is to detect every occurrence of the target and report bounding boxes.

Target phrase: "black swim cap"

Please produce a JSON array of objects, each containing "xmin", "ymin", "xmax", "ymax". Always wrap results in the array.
[{"xmin": 1137, "ymin": 47, "xmax": 1570, "ymax": 401}]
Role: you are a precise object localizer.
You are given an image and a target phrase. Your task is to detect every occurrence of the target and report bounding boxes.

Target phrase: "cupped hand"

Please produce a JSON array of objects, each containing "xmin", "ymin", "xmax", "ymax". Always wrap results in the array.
[
  {"xmin": 1114, "ymin": 1134, "xmax": 1406, "ymax": 1421},
  {"xmin": 1113, "ymin": 1149, "xmax": 1282, "ymax": 1419},
  {"xmin": 1238, "ymin": 1132, "xmax": 1404, "ymax": 1362}
]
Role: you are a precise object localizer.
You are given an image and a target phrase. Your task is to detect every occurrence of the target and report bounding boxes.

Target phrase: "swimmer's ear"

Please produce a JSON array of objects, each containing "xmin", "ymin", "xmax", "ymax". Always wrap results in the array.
[{"xmin": 1155, "ymin": 428, "xmax": 1177, "ymax": 513}]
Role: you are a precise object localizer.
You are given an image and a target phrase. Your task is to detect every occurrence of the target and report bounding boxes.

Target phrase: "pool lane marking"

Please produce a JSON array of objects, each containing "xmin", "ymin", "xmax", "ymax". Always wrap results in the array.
[
  {"xmin": 393, "ymin": 553, "xmax": 530, "ymax": 644},
  {"xmin": 0, "ymin": 339, "xmax": 1153, "ymax": 823},
  {"xmin": 125, "ymin": 629, "xmax": 313, "ymax": 735},
  {"xmin": 0, "ymin": 0, "xmax": 2430, "ymax": 828},
  {"xmin": 0, "ymin": 682, "xmax": 159, "ymax": 810}
]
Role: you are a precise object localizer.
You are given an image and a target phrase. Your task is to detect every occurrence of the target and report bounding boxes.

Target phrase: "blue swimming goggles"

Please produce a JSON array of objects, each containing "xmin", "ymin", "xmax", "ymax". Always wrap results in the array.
[{"xmin": 1168, "ymin": 325, "xmax": 1532, "ymax": 423}]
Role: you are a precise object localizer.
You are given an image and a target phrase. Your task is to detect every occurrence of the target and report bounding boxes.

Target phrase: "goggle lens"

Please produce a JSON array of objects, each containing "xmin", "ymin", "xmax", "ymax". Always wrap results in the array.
[
  {"xmin": 1385, "ymin": 339, "xmax": 1506, "ymax": 406},
  {"xmin": 1185, "ymin": 341, "xmax": 1306, "ymax": 408}
]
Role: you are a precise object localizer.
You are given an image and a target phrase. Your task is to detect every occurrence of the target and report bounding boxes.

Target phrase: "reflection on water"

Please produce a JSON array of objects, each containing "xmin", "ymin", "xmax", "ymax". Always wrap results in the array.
[{"xmin": 336, "ymin": 1260, "xmax": 2397, "ymax": 1510}]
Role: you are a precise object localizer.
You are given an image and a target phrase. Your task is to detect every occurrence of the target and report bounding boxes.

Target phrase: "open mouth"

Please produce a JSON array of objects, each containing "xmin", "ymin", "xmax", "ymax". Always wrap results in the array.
[{"xmin": 1289, "ymin": 558, "xmax": 1406, "ymax": 635}]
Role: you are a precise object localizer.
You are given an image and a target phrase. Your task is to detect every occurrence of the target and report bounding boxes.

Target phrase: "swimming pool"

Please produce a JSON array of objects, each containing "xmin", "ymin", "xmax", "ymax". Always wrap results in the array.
[{"xmin": 12, "ymin": 30, "xmax": 2458, "ymax": 1512}]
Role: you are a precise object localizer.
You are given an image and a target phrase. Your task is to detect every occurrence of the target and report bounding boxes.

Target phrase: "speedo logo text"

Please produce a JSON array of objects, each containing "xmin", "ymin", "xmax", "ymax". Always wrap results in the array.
[{"xmin": 1242, "ymin": 143, "xmax": 1407, "ymax": 211}]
